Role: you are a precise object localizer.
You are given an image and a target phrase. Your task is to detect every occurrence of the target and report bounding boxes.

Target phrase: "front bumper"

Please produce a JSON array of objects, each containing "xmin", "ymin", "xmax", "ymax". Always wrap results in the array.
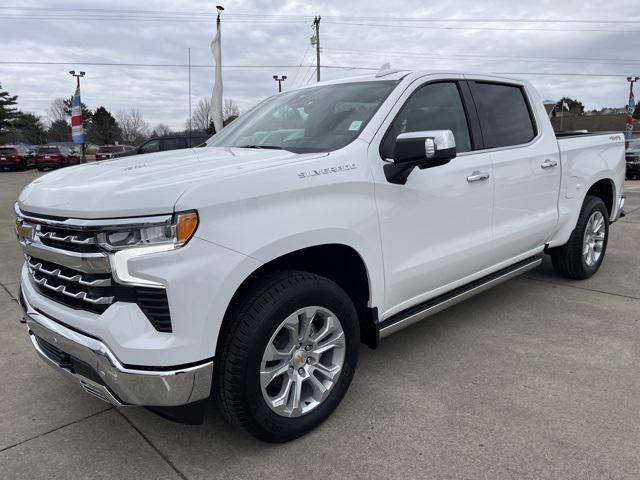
[{"xmin": 20, "ymin": 287, "xmax": 213, "ymax": 407}]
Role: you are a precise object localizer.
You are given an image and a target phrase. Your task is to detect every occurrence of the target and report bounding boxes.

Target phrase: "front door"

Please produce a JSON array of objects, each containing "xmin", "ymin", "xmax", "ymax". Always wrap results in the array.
[{"xmin": 371, "ymin": 79, "xmax": 495, "ymax": 318}]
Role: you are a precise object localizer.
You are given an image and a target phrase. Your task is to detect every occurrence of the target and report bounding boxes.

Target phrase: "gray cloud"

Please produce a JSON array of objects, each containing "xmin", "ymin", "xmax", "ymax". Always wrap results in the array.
[{"xmin": 1, "ymin": 0, "xmax": 639, "ymax": 130}]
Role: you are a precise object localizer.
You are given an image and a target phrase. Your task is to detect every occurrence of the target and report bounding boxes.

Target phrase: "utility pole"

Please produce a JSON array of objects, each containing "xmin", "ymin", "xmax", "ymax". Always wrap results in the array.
[
  {"xmin": 312, "ymin": 16, "xmax": 321, "ymax": 82},
  {"xmin": 273, "ymin": 75, "xmax": 287, "ymax": 93},
  {"xmin": 69, "ymin": 70, "xmax": 86, "ymax": 162}
]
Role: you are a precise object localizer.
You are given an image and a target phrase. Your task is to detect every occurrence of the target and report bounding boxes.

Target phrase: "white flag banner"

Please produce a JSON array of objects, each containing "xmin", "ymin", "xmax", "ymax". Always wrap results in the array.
[{"xmin": 210, "ymin": 16, "xmax": 223, "ymax": 133}]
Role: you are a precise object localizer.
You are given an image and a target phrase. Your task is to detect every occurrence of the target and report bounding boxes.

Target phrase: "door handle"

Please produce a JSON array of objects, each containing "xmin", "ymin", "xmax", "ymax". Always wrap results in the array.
[
  {"xmin": 467, "ymin": 171, "xmax": 490, "ymax": 183},
  {"xmin": 541, "ymin": 159, "xmax": 558, "ymax": 169}
]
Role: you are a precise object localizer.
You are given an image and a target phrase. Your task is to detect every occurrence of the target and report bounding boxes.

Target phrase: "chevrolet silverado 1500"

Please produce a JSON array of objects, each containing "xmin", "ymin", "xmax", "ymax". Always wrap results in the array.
[{"xmin": 15, "ymin": 70, "xmax": 625, "ymax": 442}]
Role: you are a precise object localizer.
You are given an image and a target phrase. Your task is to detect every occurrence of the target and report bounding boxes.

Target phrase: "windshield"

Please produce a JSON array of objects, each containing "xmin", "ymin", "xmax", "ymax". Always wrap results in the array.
[
  {"xmin": 207, "ymin": 80, "xmax": 398, "ymax": 153},
  {"xmin": 38, "ymin": 147, "xmax": 59, "ymax": 154}
]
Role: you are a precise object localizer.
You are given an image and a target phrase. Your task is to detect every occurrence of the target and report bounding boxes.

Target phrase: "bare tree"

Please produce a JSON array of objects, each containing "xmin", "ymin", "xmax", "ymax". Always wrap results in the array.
[
  {"xmin": 151, "ymin": 123, "xmax": 172, "ymax": 137},
  {"xmin": 48, "ymin": 97, "xmax": 68, "ymax": 124},
  {"xmin": 223, "ymin": 98, "xmax": 240, "ymax": 121},
  {"xmin": 116, "ymin": 108, "xmax": 149, "ymax": 145},
  {"xmin": 188, "ymin": 97, "xmax": 213, "ymax": 133}
]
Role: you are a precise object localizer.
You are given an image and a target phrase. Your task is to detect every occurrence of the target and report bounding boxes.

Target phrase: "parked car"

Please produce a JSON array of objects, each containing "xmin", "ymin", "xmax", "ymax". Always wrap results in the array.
[
  {"xmin": 15, "ymin": 71, "xmax": 625, "ymax": 443},
  {"xmin": 95, "ymin": 145, "xmax": 134, "ymax": 161},
  {"xmin": 35, "ymin": 145, "xmax": 80, "ymax": 171},
  {"xmin": 625, "ymin": 139, "xmax": 640, "ymax": 179},
  {"xmin": 0, "ymin": 144, "xmax": 35, "ymax": 170},
  {"xmin": 112, "ymin": 135, "xmax": 209, "ymax": 158}
]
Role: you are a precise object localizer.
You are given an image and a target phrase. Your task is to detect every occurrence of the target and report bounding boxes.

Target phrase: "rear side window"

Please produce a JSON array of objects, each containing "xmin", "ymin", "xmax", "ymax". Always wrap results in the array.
[{"xmin": 470, "ymin": 82, "xmax": 536, "ymax": 148}]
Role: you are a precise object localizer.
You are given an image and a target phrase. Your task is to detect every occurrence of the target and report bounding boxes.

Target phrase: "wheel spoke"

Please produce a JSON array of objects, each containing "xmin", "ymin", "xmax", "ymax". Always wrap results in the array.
[
  {"xmin": 313, "ymin": 330, "xmax": 345, "ymax": 355},
  {"xmin": 307, "ymin": 372, "xmax": 329, "ymax": 402},
  {"xmin": 298, "ymin": 307, "xmax": 316, "ymax": 343},
  {"xmin": 263, "ymin": 342, "xmax": 293, "ymax": 362},
  {"xmin": 290, "ymin": 376, "xmax": 303, "ymax": 416},
  {"xmin": 312, "ymin": 362, "xmax": 341, "ymax": 381},
  {"xmin": 260, "ymin": 363, "xmax": 290, "ymax": 389},
  {"xmin": 269, "ymin": 375, "xmax": 294, "ymax": 412}
]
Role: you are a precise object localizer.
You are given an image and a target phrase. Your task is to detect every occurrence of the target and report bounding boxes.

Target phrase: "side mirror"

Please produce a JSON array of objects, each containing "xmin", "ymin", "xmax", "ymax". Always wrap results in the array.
[{"xmin": 384, "ymin": 130, "xmax": 457, "ymax": 185}]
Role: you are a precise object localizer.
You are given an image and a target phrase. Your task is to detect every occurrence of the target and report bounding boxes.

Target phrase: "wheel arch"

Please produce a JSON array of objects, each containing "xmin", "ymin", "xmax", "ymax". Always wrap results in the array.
[
  {"xmin": 585, "ymin": 178, "xmax": 615, "ymax": 219},
  {"xmin": 218, "ymin": 243, "xmax": 379, "ymax": 353}
]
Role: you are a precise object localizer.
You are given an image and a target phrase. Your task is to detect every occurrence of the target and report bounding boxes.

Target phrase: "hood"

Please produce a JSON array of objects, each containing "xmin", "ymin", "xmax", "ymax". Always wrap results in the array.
[{"xmin": 18, "ymin": 147, "xmax": 327, "ymax": 219}]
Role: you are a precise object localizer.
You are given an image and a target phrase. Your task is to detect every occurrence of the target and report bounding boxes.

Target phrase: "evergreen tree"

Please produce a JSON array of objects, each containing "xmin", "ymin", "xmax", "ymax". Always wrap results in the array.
[
  {"xmin": 87, "ymin": 106, "xmax": 121, "ymax": 144},
  {"xmin": 0, "ymin": 83, "xmax": 18, "ymax": 134},
  {"xmin": 47, "ymin": 119, "xmax": 71, "ymax": 142}
]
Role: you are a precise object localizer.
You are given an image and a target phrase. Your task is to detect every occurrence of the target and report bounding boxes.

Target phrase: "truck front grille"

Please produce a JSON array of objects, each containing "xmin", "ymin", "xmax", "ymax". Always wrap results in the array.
[{"xmin": 19, "ymin": 213, "xmax": 173, "ymax": 333}]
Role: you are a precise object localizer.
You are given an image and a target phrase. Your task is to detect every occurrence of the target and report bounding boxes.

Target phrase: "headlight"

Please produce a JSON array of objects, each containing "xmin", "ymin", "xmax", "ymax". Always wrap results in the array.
[{"xmin": 98, "ymin": 211, "xmax": 198, "ymax": 251}]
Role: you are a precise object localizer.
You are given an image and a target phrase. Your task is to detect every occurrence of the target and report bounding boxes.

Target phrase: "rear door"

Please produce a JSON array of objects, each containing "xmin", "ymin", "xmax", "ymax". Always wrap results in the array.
[
  {"xmin": 467, "ymin": 79, "xmax": 561, "ymax": 261},
  {"xmin": 370, "ymin": 77, "xmax": 496, "ymax": 317}
]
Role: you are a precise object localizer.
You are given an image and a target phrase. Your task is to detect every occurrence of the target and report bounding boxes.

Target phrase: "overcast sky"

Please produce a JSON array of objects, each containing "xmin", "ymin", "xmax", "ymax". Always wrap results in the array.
[{"xmin": 2, "ymin": 0, "xmax": 640, "ymax": 131}]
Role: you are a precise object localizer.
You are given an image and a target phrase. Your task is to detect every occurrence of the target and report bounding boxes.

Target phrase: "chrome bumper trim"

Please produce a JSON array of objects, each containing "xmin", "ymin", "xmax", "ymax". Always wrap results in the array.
[{"xmin": 20, "ymin": 287, "xmax": 213, "ymax": 407}]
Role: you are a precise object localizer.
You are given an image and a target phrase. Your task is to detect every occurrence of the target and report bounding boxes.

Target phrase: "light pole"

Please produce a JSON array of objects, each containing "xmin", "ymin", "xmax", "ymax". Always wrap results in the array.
[
  {"xmin": 69, "ymin": 70, "xmax": 86, "ymax": 162},
  {"xmin": 273, "ymin": 75, "xmax": 287, "ymax": 93}
]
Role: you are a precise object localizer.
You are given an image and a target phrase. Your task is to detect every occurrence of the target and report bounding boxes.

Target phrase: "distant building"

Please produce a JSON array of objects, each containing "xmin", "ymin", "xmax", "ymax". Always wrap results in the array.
[{"xmin": 550, "ymin": 113, "xmax": 639, "ymax": 138}]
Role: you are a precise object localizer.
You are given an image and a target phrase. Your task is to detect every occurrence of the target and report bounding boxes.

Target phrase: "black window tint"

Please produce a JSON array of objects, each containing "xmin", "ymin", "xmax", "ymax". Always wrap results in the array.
[
  {"xmin": 471, "ymin": 82, "xmax": 536, "ymax": 148},
  {"xmin": 382, "ymin": 82, "xmax": 472, "ymax": 158}
]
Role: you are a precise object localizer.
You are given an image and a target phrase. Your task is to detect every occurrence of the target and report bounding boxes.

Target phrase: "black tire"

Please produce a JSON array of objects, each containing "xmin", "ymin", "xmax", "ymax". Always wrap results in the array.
[
  {"xmin": 549, "ymin": 195, "xmax": 609, "ymax": 280},
  {"xmin": 214, "ymin": 270, "xmax": 359, "ymax": 443},
  {"xmin": 37, "ymin": 167, "xmax": 44, "ymax": 171},
  {"xmin": 18, "ymin": 159, "xmax": 26, "ymax": 171}
]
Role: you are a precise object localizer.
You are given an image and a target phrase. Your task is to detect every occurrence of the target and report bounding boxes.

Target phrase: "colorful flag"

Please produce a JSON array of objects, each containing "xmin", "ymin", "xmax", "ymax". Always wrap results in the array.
[
  {"xmin": 210, "ymin": 12, "xmax": 223, "ymax": 134},
  {"xmin": 71, "ymin": 85, "xmax": 84, "ymax": 144},
  {"xmin": 626, "ymin": 84, "xmax": 636, "ymax": 141}
]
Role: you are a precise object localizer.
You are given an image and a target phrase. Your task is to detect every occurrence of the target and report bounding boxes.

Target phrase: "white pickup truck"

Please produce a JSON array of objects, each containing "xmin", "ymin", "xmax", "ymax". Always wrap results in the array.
[{"xmin": 15, "ymin": 70, "xmax": 625, "ymax": 442}]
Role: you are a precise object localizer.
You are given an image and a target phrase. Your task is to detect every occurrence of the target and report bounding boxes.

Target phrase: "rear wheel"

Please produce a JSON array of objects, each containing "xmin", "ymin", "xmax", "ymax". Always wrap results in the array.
[
  {"xmin": 37, "ymin": 167, "xmax": 44, "ymax": 171},
  {"xmin": 214, "ymin": 270, "xmax": 359, "ymax": 443},
  {"xmin": 549, "ymin": 195, "xmax": 609, "ymax": 279},
  {"xmin": 18, "ymin": 159, "xmax": 26, "ymax": 171}
]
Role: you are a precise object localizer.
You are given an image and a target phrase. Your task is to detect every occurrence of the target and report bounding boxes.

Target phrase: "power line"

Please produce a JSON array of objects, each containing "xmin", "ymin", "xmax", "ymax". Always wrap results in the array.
[
  {"xmin": 0, "ymin": 60, "xmax": 376, "ymax": 70},
  {"xmin": 324, "ymin": 47, "xmax": 640, "ymax": 67},
  {"xmin": 2, "ymin": 7, "xmax": 640, "ymax": 25},
  {"xmin": 322, "ymin": 20, "xmax": 640, "ymax": 34}
]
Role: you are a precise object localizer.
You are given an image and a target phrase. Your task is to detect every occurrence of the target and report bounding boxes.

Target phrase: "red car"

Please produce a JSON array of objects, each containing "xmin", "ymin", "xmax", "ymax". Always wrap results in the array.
[
  {"xmin": 95, "ymin": 144, "xmax": 134, "ymax": 161},
  {"xmin": 0, "ymin": 145, "xmax": 34, "ymax": 171},
  {"xmin": 35, "ymin": 145, "xmax": 81, "ymax": 171}
]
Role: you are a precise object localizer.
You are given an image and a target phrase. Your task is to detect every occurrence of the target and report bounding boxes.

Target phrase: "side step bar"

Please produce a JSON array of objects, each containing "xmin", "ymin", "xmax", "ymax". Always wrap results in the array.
[{"xmin": 378, "ymin": 256, "xmax": 542, "ymax": 339}]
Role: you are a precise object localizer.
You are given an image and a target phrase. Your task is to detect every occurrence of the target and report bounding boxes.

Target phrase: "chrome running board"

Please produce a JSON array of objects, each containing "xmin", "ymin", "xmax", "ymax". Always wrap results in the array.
[{"xmin": 378, "ymin": 257, "xmax": 542, "ymax": 339}]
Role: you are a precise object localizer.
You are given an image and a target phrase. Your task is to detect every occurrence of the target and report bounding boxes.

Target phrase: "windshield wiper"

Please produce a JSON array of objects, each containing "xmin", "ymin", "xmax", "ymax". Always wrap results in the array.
[{"xmin": 237, "ymin": 145, "xmax": 285, "ymax": 150}]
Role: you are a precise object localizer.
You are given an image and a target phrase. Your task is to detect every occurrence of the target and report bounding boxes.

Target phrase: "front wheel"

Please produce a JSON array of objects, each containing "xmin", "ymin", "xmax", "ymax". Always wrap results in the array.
[
  {"xmin": 549, "ymin": 195, "xmax": 609, "ymax": 280},
  {"xmin": 214, "ymin": 271, "xmax": 359, "ymax": 443}
]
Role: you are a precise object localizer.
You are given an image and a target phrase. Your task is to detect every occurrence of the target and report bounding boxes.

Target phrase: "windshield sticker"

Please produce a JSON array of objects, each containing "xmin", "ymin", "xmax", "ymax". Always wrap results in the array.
[{"xmin": 348, "ymin": 120, "xmax": 363, "ymax": 131}]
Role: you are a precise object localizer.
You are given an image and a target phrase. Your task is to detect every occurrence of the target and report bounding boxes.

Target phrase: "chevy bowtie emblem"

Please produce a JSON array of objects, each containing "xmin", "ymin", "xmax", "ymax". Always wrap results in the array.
[{"xmin": 15, "ymin": 219, "xmax": 34, "ymax": 242}]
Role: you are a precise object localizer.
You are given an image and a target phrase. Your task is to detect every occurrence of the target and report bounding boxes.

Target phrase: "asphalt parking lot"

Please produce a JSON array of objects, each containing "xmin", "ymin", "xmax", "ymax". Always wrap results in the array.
[{"xmin": 1, "ymin": 169, "xmax": 638, "ymax": 479}]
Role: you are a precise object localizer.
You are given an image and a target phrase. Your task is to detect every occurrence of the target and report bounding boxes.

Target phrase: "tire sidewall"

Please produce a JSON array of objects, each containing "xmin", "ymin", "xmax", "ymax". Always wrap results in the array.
[
  {"xmin": 240, "ymin": 278, "xmax": 359, "ymax": 442},
  {"xmin": 578, "ymin": 198, "xmax": 609, "ymax": 276}
]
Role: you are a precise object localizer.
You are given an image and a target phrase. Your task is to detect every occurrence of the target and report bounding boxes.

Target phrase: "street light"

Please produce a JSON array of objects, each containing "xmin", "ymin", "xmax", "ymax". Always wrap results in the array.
[{"xmin": 273, "ymin": 75, "xmax": 287, "ymax": 93}]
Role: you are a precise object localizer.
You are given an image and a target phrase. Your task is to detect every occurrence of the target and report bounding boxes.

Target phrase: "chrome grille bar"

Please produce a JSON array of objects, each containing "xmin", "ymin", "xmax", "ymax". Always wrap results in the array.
[
  {"xmin": 37, "ymin": 231, "xmax": 96, "ymax": 245},
  {"xmin": 32, "ymin": 274, "xmax": 114, "ymax": 305},
  {"xmin": 20, "ymin": 241, "xmax": 110, "ymax": 274},
  {"xmin": 27, "ymin": 258, "xmax": 111, "ymax": 287}
]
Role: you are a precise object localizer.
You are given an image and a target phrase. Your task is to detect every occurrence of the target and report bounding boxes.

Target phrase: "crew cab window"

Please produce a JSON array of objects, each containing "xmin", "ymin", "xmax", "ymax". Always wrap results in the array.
[
  {"xmin": 470, "ymin": 82, "xmax": 536, "ymax": 148},
  {"xmin": 381, "ymin": 82, "xmax": 472, "ymax": 158}
]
